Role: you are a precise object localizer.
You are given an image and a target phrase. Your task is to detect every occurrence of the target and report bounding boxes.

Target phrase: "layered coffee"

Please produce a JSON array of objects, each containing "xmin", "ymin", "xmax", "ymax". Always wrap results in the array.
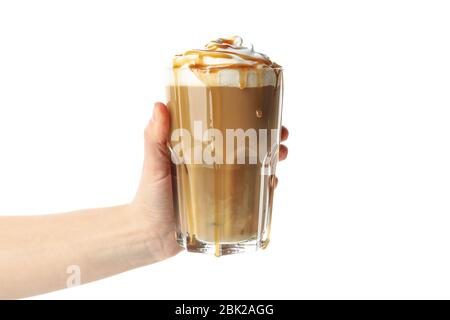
[{"xmin": 166, "ymin": 36, "xmax": 283, "ymax": 256}]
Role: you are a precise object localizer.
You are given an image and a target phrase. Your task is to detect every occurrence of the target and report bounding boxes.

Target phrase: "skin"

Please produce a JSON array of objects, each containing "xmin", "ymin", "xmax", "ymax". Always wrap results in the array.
[{"xmin": 0, "ymin": 102, "xmax": 289, "ymax": 299}]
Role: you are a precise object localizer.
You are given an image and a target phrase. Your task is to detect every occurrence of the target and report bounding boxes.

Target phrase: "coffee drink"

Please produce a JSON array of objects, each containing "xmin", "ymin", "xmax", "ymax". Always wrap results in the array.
[{"xmin": 166, "ymin": 36, "xmax": 283, "ymax": 256}]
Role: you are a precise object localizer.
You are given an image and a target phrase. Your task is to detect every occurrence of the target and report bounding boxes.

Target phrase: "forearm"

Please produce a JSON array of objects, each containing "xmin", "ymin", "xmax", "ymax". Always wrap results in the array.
[{"xmin": 0, "ymin": 205, "xmax": 162, "ymax": 299}]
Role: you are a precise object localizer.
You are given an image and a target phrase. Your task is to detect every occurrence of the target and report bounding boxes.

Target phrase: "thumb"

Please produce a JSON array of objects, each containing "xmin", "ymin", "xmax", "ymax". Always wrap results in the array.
[{"xmin": 142, "ymin": 102, "xmax": 171, "ymax": 183}]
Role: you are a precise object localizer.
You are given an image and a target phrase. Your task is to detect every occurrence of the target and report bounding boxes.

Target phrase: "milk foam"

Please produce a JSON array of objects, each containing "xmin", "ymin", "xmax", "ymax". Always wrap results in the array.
[{"xmin": 170, "ymin": 36, "xmax": 281, "ymax": 88}]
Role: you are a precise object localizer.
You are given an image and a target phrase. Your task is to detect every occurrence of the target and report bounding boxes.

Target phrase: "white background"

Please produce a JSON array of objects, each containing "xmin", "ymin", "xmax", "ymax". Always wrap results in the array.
[{"xmin": 0, "ymin": 0, "xmax": 450, "ymax": 299}]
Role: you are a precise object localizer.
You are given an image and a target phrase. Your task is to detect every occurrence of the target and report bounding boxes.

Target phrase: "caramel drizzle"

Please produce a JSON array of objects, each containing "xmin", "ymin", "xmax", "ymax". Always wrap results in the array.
[
  {"xmin": 173, "ymin": 37, "xmax": 282, "ymax": 89},
  {"xmin": 174, "ymin": 51, "xmax": 275, "ymax": 71},
  {"xmin": 173, "ymin": 37, "xmax": 278, "ymax": 71}
]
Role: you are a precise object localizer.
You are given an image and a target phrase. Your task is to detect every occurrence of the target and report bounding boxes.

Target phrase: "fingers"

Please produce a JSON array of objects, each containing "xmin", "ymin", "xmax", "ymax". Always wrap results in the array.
[
  {"xmin": 145, "ymin": 102, "xmax": 170, "ymax": 146},
  {"xmin": 280, "ymin": 126, "xmax": 289, "ymax": 161},
  {"xmin": 281, "ymin": 126, "xmax": 289, "ymax": 142},
  {"xmin": 279, "ymin": 144, "xmax": 288, "ymax": 161},
  {"xmin": 142, "ymin": 102, "xmax": 172, "ymax": 182},
  {"xmin": 273, "ymin": 176, "xmax": 279, "ymax": 188}
]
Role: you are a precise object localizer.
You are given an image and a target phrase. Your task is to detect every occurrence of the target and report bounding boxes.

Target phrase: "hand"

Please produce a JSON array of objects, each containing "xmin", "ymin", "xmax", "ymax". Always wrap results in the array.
[
  {"xmin": 0, "ymin": 101, "xmax": 288, "ymax": 299},
  {"xmin": 129, "ymin": 102, "xmax": 289, "ymax": 260},
  {"xmin": 131, "ymin": 102, "xmax": 182, "ymax": 261}
]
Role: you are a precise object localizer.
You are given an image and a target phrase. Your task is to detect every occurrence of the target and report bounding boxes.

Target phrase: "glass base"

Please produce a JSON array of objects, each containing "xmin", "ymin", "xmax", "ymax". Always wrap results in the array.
[{"xmin": 177, "ymin": 233, "xmax": 270, "ymax": 257}]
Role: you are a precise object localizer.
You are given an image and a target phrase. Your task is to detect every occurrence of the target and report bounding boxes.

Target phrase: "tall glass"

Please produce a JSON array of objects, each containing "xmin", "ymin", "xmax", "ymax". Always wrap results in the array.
[{"xmin": 166, "ymin": 67, "xmax": 283, "ymax": 256}]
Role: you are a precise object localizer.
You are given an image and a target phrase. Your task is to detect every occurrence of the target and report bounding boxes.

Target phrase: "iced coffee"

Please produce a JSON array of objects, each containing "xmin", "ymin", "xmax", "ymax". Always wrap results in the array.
[{"xmin": 166, "ymin": 36, "xmax": 283, "ymax": 256}]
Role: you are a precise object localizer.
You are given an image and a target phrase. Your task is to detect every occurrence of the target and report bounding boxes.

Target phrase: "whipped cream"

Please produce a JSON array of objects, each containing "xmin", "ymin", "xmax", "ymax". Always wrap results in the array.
[{"xmin": 170, "ymin": 36, "xmax": 281, "ymax": 88}]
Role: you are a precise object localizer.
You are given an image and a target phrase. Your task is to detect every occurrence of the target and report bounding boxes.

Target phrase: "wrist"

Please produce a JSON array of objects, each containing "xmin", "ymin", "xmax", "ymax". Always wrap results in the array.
[{"xmin": 123, "ymin": 203, "xmax": 181, "ymax": 266}]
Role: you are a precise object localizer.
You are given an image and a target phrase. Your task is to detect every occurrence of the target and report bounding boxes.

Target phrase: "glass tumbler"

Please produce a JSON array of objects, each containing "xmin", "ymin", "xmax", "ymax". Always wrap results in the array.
[{"xmin": 166, "ymin": 67, "xmax": 283, "ymax": 256}]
